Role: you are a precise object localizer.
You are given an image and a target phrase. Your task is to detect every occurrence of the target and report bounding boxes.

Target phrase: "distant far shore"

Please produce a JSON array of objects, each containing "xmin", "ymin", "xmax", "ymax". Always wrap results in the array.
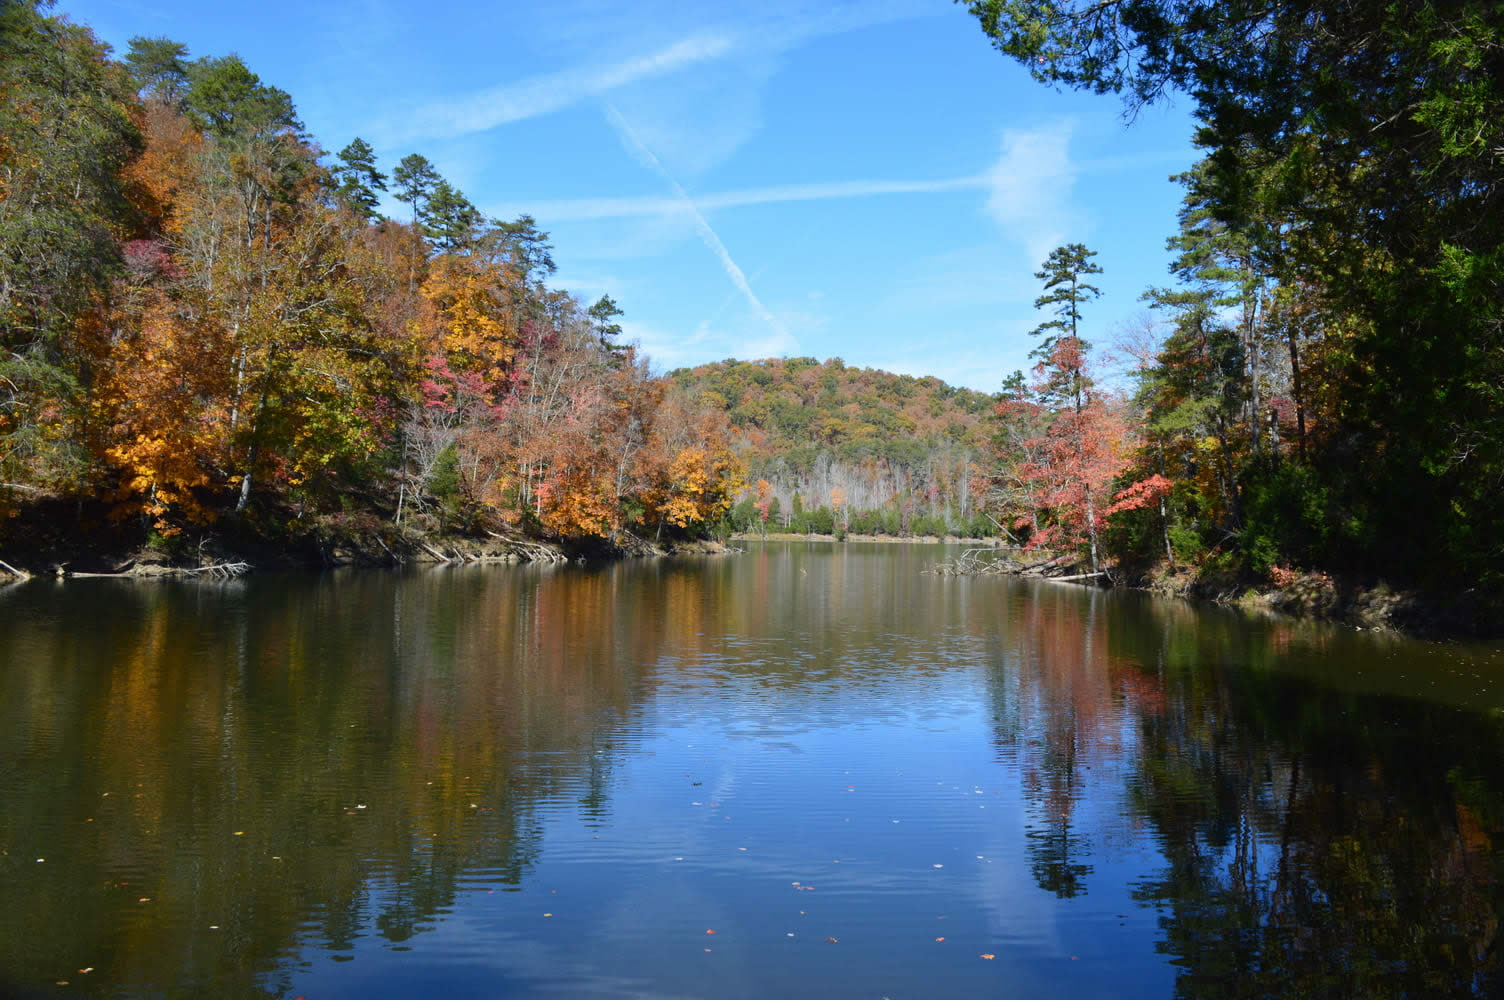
[{"xmin": 732, "ymin": 532, "xmax": 1000, "ymax": 546}]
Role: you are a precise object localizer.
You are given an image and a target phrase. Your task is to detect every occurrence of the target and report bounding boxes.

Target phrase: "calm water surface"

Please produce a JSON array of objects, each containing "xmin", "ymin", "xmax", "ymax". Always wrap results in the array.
[{"xmin": 3, "ymin": 542, "xmax": 1504, "ymax": 998}]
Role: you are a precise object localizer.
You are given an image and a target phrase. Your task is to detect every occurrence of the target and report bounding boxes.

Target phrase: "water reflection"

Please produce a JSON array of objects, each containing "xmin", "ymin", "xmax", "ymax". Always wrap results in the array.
[{"xmin": 0, "ymin": 545, "xmax": 1502, "ymax": 998}]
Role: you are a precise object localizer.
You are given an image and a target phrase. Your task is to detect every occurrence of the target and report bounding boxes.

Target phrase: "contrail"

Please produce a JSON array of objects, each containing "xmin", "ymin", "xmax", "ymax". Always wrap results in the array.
[{"xmin": 604, "ymin": 104, "xmax": 793, "ymax": 350}]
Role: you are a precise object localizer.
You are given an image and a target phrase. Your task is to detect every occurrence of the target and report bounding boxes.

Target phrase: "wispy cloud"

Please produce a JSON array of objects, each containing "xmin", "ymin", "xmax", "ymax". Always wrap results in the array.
[
  {"xmin": 985, "ymin": 121, "xmax": 1080, "ymax": 266},
  {"xmin": 497, "ymin": 175, "xmax": 983, "ymax": 222},
  {"xmin": 371, "ymin": 1, "xmax": 939, "ymax": 161},
  {"xmin": 492, "ymin": 137, "xmax": 1185, "ymax": 225},
  {"xmin": 604, "ymin": 104, "xmax": 797, "ymax": 356},
  {"xmin": 376, "ymin": 34, "xmax": 733, "ymax": 143}
]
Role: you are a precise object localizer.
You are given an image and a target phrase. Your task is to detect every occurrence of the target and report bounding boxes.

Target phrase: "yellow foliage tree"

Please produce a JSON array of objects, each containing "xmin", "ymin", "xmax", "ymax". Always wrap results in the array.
[
  {"xmin": 419, "ymin": 255, "xmax": 517, "ymax": 385},
  {"xmin": 647, "ymin": 445, "xmax": 745, "ymax": 531},
  {"xmin": 97, "ymin": 297, "xmax": 232, "ymax": 531}
]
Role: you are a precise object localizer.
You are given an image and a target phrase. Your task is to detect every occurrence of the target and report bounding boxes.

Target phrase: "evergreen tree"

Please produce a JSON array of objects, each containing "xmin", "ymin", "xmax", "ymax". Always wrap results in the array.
[
  {"xmin": 1029, "ymin": 244, "xmax": 1100, "ymax": 412},
  {"xmin": 392, "ymin": 153, "xmax": 438, "ymax": 227},
  {"xmin": 332, "ymin": 137, "xmax": 386, "ymax": 220},
  {"xmin": 124, "ymin": 35, "xmax": 189, "ymax": 102},
  {"xmin": 588, "ymin": 294, "xmax": 627, "ymax": 361},
  {"xmin": 1030, "ymin": 243, "xmax": 1101, "ymax": 361},
  {"xmin": 183, "ymin": 54, "xmax": 300, "ymax": 139},
  {"xmin": 421, "ymin": 179, "xmax": 480, "ymax": 252}
]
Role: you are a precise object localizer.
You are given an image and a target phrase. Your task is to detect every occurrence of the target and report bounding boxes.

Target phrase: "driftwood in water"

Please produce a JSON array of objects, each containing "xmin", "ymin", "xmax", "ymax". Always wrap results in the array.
[
  {"xmin": 419, "ymin": 540, "xmax": 454, "ymax": 563},
  {"xmin": 927, "ymin": 547, "xmax": 1014, "ymax": 576},
  {"xmin": 485, "ymin": 531, "xmax": 568, "ymax": 564},
  {"xmin": 67, "ymin": 561, "xmax": 251, "ymax": 581},
  {"xmin": 929, "ymin": 547, "xmax": 1104, "ymax": 586},
  {"xmin": 0, "ymin": 557, "xmax": 30, "ymax": 580},
  {"xmin": 417, "ymin": 532, "xmax": 568, "ymax": 566}
]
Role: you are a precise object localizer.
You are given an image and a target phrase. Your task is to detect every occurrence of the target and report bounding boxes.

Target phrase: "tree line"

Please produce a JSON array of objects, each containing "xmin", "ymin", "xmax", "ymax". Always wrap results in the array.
[{"xmin": 0, "ymin": 1, "xmax": 742, "ymax": 558}]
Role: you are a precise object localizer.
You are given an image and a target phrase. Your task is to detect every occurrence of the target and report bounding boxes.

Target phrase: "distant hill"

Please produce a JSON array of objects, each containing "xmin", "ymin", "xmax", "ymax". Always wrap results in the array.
[{"xmin": 667, "ymin": 357, "xmax": 1001, "ymax": 537}]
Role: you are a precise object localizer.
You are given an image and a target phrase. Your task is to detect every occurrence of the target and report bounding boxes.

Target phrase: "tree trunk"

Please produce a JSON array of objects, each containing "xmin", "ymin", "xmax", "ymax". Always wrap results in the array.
[
  {"xmin": 1157, "ymin": 440, "xmax": 1174, "ymax": 567},
  {"xmin": 1287, "ymin": 324, "xmax": 1307, "ymax": 461},
  {"xmin": 235, "ymin": 451, "xmax": 255, "ymax": 512},
  {"xmin": 1084, "ymin": 484, "xmax": 1100, "ymax": 575}
]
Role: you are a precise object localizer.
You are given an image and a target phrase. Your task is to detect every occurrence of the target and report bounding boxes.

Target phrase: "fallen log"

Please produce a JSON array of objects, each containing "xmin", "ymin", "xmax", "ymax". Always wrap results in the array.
[
  {"xmin": 1019, "ymin": 553, "xmax": 1072, "ymax": 575},
  {"xmin": 419, "ymin": 541, "xmax": 452, "ymax": 563},
  {"xmin": 0, "ymin": 557, "xmax": 30, "ymax": 580},
  {"xmin": 68, "ymin": 561, "xmax": 251, "ymax": 580}
]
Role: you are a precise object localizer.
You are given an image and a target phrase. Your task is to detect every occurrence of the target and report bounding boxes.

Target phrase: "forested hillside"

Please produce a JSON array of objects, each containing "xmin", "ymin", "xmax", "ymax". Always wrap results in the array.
[
  {"xmin": 0, "ymin": 2, "xmax": 741, "ymax": 567},
  {"xmin": 670, "ymin": 358, "xmax": 1001, "ymax": 537}
]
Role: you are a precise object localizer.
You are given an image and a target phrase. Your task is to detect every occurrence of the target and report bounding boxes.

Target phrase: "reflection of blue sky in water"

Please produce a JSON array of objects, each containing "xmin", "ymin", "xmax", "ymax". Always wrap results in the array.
[{"xmin": 284, "ymin": 548, "xmax": 1180, "ymax": 998}]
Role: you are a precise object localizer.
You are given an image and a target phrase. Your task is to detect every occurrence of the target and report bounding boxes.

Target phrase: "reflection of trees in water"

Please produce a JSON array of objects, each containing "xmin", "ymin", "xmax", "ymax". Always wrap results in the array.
[
  {"xmin": 989, "ymin": 584, "xmax": 1134, "ymax": 899},
  {"xmin": 1126, "ymin": 670, "xmax": 1504, "ymax": 998},
  {"xmin": 0, "ymin": 566, "xmax": 690, "ymax": 995},
  {"xmin": 991, "ymin": 585, "xmax": 1504, "ymax": 995}
]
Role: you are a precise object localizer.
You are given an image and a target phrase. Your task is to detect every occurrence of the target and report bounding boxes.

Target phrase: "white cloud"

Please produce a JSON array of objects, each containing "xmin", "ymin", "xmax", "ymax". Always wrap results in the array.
[{"xmin": 984, "ymin": 121, "xmax": 1082, "ymax": 267}]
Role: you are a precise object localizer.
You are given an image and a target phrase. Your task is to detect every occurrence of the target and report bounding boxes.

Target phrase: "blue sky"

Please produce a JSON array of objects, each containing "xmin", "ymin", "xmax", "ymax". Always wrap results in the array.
[{"xmin": 64, "ymin": 0, "xmax": 1199, "ymax": 391}]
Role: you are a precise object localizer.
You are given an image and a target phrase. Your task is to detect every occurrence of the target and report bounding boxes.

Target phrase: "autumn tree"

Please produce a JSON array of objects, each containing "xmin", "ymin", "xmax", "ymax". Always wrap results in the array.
[
  {"xmin": 1016, "ymin": 338, "xmax": 1130, "ymax": 571},
  {"xmin": 1029, "ymin": 245, "xmax": 1110, "ymax": 571}
]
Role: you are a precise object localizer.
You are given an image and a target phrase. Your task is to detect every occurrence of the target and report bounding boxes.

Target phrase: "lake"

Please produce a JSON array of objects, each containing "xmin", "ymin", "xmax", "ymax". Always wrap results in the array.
[{"xmin": 3, "ymin": 541, "xmax": 1503, "ymax": 998}]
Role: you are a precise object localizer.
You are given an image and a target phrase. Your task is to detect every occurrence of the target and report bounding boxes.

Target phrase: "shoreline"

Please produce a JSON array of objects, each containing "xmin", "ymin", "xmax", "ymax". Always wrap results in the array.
[
  {"xmin": 0, "ymin": 505, "xmax": 733, "ymax": 583},
  {"xmin": 6, "ymin": 522, "xmax": 1494, "ymax": 640},
  {"xmin": 733, "ymin": 532, "xmax": 999, "ymax": 545},
  {"xmin": 730, "ymin": 533, "xmax": 1500, "ymax": 639}
]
